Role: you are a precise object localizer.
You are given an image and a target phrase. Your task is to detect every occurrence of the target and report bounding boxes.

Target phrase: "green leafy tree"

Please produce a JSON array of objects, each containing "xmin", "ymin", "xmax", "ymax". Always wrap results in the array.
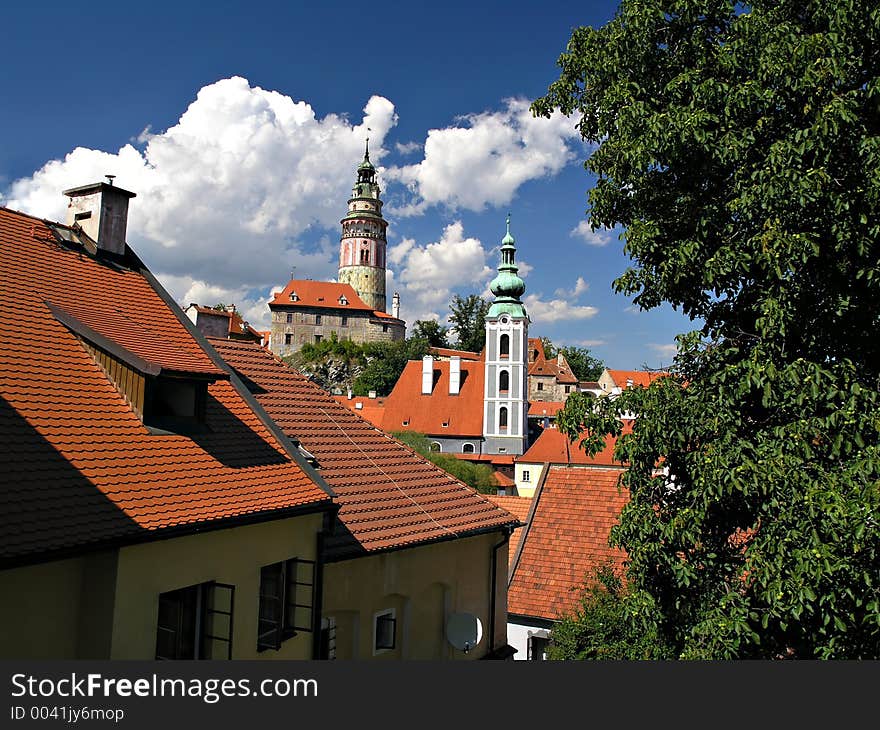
[
  {"xmin": 559, "ymin": 345, "xmax": 605, "ymax": 382},
  {"xmin": 538, "ymin": 0, "xmax": 880, "ymax": 658},
  {"xmin": 353, "ymin": 337, "xmax": 431, "ymax": 397},
  {"xmin": 284, "ymin": 333, "xmax": 367, "ymax": 393},
  {"xmin": 548, "ymin": 563, "xmax": 673, "ymax": 660},
  {"xmin": 392, "ymin": 431, "xmax": 498, "ymax": 494},
  {"xmin": 448, "ymin": 294, "xmax": 489, "ymax": 353},
  {"xmin": 412, "ymin": 319, "xmax": 450, "ymax": 348}
]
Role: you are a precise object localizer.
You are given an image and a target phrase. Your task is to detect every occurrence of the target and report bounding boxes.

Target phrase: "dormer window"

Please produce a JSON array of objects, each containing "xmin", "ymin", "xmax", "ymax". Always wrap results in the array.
[
  {"xmin": 338, "ymin": 295, "xmax": 348, "ymax": 306},
  {"xmin": 290, "ymin": 292, "xmax": 299, "ymax": 302}
]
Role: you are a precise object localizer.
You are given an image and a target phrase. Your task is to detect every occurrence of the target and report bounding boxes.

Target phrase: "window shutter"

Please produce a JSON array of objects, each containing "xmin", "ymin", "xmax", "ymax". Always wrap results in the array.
[
  {"xmin": 258, "ymin": 563, "xmax": 284, "ymax": 651},
  {"xmin": 203, "ymin": 582, "xmax": 235, "ymax": 660},
  {"xmin": 286, "ymin": 559, "xmax": 316, "ymax": 633}
]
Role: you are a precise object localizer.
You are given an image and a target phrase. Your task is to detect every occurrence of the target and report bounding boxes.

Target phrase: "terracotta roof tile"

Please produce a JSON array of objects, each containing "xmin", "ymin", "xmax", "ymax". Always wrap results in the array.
[
  {"xmin": 527, "ymin": 340, "xmax": 578, "ymax": 384},
  {"xmin": 487, "ymin": 494, "xmax": 531, "ymax": 570},
  {"xmin": 332, "ymin": 395, "xmax": 386, "ymax": 427},
  {"xmin": 269, "ymin": 279, "xmax": 402, "ymax": 323},
  {"xmin": 208, "ymin": 338, "xmax": 518, "ymax": 560},
  {"xmin": 527, "ymin": 401, "xmax": 565, "ymax": 418},
  {"xmin": 0, "ymin": 207, "xmax": 332, "ymax": 564},
  {"xmin": 508, "ymin": 466, "xmax": 628, "ymax": 620},
  {"xmin": 429, "ymin": 347, "xmax": 482, "ymax": 361},
  {"xmin": 380, "ymin": 359, "xmax": 484, "ymax": 437},
  {"xmin": 518, "ymin": 425, "xmax": 631, "ymax": 467},
  {"xmin": 606, "ymin": 369, "xmax": 668, "ymax": 389}
]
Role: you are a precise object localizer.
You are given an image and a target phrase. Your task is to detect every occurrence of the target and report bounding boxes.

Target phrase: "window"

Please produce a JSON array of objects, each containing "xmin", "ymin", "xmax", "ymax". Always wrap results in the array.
[
  {"xmin": 522, "ymin": 470, "xmax": 531, "ymax": 482},
  {"xmin": 285, "ymin": 313, "xmax": 292, "ymax": 323},
  {"xmin": 257, "ymin": 558, "xmax": 316, "ymax": 652},
  {"xmin": 442, "ymin": 421, "xmax": 449, "ymax": 428},
  {"xmin": 462, "ymin": 443, "xmax": 475, "ymax": 454},
  {"xmin": 527, "ymin": 632, "xmax": 550, "ymax": 660},
  {"xmin": 373, "ymin": 609, "xmax": 396, "ymax": 654},
  {"xmin": 341, "ymin": 316, "xmax": 348, "ymax": 327},
  {"xmin": 318, "ymin": 617, "xmax": 336, "ymax": 660},
  {"xmin": 402, "ymin": 420, "xmax": 409, "ymax": 426},
  {"xmin": 565, "ymin": 385, "xmax": 571, "ymax": 394},
  {"xmin": 499, "ymin": 407, "xmax": 508, "ymax": 432},
  {"xmin": 143, "ymin": 376, "xmax": 208, "ymax": 433},
  {"xmin": 314, "ymin": 335, "xmax": 322, "ymax": 343},
  {"xmin": 500, "ymin": 334, "xmax": 510, "ymax": 358},
  {"xmin": 155, "ymin": 582, "xmax": 234, "ymax": 660},
  {"xmin": 430, "ymin": 442, "xmax": 441, "ymax": 452},
  {"xmin": 285, "ymin": 333, "xmax": 292, "ymax": 345},
  {"xmin": 338, "ymin": 296, "xmax": 348, "ymax": 306},
  {"xmin": 382, "ymin": 325, "xmax": 388, "ymax": 333},
  {"xmin": 499, "ymin": 370, "xmax": 509, "ymax": 394},
  {"xmin": 360, "ymin": 249, "xmax": 370, "ymax": 264},
  {"xmin": 537, "ymin": 382, "xmax": 544, "ymax": 391},
  {"xmin": 290, "ymin": 293, "xmax": 299, "ymax": 302},
  {"xmin": 315, "ymin": 314, "xmax": 322, "ymax": 325}
]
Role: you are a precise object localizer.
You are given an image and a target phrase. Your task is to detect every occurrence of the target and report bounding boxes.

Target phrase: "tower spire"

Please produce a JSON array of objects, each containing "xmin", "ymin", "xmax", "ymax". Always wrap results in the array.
[{"xmin": 488, "ymin": 213, "xmax": 527, "ymax": 318}]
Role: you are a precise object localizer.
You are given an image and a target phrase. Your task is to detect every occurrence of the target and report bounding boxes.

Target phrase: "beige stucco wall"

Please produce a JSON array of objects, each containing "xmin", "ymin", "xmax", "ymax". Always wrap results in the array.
[
  {"xmin": 322, "ymin": 532, "xmax": 509, "ymax": 660},
  {"xmin": 0, "ymin": 512, "xmax": 323, "ymax": 660},
  {"xmin": 270, "ymin": 307, "xmax": 404, "ymax": 357},
  {"xmin": 111, "ymin": 513, "xmax": 323, "ymax": 660}
]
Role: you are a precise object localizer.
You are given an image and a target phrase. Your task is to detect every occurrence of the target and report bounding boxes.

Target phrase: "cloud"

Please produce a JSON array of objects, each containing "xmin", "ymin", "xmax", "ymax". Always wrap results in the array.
[
  {"xmin": 395, "ymin": 141, "xmax": 422, "ymax": 155},
  {"xmin": 524, "ymin": 294, "xmax": 598, "ymax": 323},
  {"xmin": 648, "ymin": 343, "xmax": 678, "ymax": 359},
  {"xmin": 392, "ymin": 221, "xmax": 491, "ymax": 322},
  {"xmin": 567, "ymin": 338, "xmax": 607, "ymax": 347},
  {"xmin": 570, "ymin": 220, "xmax": 616, "ymax": 247},
  {"xmin": 1, "ymin": 76, "xmax": 398, "ymax": 309},
  {"xmin": 386, "ymin": 98, "xmax": 582, "ymax": 215},
  {"xmin": 554, "ymin": 275, "xmax": 589, "ymax": 298}
]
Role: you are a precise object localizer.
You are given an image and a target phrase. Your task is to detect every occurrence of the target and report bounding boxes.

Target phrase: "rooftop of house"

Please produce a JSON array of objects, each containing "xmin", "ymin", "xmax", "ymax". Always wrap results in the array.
[
  {"xmin": 429, "ymin": 346, "xmax": 483, "ymax": 361},
  {"xmin": 381, "ymin": 357, "xmax": 485, "ymax": 438},
  {"xmin": 269, "ymin": 279, "xmax": 400, "ymax": 321},
  {"xmin": 208, "ymin": 338, "xmax": 519, "ymax": 561},
  {"xmin": 331, "ymin": 394, "xmax": 386, "ymax": 428},
  {"xmin": 527, "ymin": 401, "xmax": 566, "ymax": 418},
  {"xmin": 0, "ymin": 204, "xmax": 333, "ymax": 567},
  {"xmin": 487, "ymin": 493, "xmax": 533, "ymax": 570},
  {"xmin": 186, "ymin": 303, "xmax": 266, "ymax": 342},
  {"xmin": 517, "ymin": 422, "xmax": 632, "ymax": 467},
  {"xmin": 604, "ymin": 368, "xmax": 668, "ymax": 389},
  {"xmin": 508, "ymin": 465, "xmax": 629, "ymax": 621},
  {"xmin": 527, "ymin": 338, "xmax": 578, "ymax": 384}
]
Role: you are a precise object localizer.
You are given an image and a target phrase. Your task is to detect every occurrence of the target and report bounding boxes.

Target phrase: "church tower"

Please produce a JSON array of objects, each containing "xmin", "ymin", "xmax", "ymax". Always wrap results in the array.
[
  {"xmin": 483, "ymin": 215, "xmax": 530, "ymax": 455},
  {"xmin": 338, "ymin": 140, "xmax": 388, "ymax": 312}
]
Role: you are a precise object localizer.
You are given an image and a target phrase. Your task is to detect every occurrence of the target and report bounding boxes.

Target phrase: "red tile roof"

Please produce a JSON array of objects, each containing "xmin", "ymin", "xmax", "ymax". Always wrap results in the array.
[
  {"xmin": 606, "ymin": 369, "xmax": 668, "ymax": 389},
  {"xmin": 208, "ymin": 338, "xmax": 519, "ymax": 560},
  {"xmin": 518, "ymin": 425, "xmax": 630, "ymax": 467},
  {"xmin": 487, "ymin": 494, "xmax": 532, "ymax": 569},
  {"xmin": 527, "ymin": 339, "xmax": 578, "ymax": 384},
  {"xmin": 332, "ymin": 394, "xmax": 386, "ymax": 428},
  {"xmin": 527, "ymin": 401, "xmax": 565, "ymax": 418},
  {"xmin": 380, "ymin": 358, "xmax": 485, "ymax": 437},
  {"xmin": 270, "ymin": 279, "xmax": 401, "ymax": 322},
  {"xmin": 508, "ymin": 466, "xmax": 629, "ymax": 621},
  {"xmin": 429, "ymin": 347, "xmax": 483, "ymax": 361},
  {"xmin": 0, "ymin": 207, "xmax": 333, "ymax": 565}
]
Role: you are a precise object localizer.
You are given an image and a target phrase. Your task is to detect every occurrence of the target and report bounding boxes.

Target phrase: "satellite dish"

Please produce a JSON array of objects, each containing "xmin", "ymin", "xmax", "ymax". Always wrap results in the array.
[{"xmin": 446, "ymin": 613, "xmax": 483, "ymax": 653}]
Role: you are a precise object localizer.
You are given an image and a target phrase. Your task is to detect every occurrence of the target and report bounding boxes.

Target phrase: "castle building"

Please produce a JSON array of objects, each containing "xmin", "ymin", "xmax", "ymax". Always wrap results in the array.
[{"xmin": 269, "ymin": 143, "xmax": 405, "ymax": 357}]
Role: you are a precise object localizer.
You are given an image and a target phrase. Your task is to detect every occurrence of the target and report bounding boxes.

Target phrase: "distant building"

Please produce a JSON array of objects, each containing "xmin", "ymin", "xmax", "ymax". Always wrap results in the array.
[
  {"xmin": 268, "ymin": 144, "xmax": 405, "ymax": 357},
  {"xmin": 184, "ymin": 303, "xmax": 265, "ymax": 344},
  {"xmin": 527, "ymin": 338, "xmax": 579, "ymax": 402}
]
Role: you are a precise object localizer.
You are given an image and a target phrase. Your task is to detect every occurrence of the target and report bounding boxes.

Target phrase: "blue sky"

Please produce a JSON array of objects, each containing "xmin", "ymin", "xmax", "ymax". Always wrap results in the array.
[{"xmin": 1, "ymin": 0, "xmax": 693, "ymax": 370}]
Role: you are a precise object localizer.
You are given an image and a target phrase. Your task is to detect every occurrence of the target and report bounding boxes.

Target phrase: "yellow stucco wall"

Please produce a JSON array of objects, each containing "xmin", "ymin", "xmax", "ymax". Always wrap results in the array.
[
  {"xmin": 112, "ymin": 513, "xmax": 323, "ymax": 660},
  {"xmin": 322, "ymin": 532, "xmax": 509, "ymax": 660}
]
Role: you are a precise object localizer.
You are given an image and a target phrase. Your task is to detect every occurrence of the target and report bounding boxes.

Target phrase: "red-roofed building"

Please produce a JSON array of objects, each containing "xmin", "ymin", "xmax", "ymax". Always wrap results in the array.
[
  {"xmin": 209, "ymin": 338, "xmax": 520, "ymax": 659},
  {"xmin": 598, "ymin": 367, "xmax": 668, "ymax": 395},
  {"xmin": 507, "ymin": 465, "xmax": 629, "ymax": 659},
  {"xmin": 184, "ymin": 302, "xmax": 266, "ymax": 345},
  {"xmin": 527, "ymin": 338, "xmax": 579, "ymax": 403},
  {"xmin": 268, "ymin": 279, "xmax": 404, "ymax": 357},
  {"xmin": 0, "ymin": 184, "xmax": 337, "ymax": 660}
]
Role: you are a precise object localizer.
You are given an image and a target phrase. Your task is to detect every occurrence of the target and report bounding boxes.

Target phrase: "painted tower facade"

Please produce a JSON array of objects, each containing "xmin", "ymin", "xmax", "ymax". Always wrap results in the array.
[
  {"xmin": 483, "ymin": 215, "xmax": 530, "ymax": 455},
  {"xmin": 338, "ymin": 142, "xmax": 388, "ymax": 313}
]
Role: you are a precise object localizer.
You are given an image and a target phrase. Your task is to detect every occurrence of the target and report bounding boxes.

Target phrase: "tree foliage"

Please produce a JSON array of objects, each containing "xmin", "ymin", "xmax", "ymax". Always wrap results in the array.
[
  {"xmin": 285, "ymin": 333, "xmax": 367, "ymax": 393},
  {"xmin": 559, "ymin": 345, "xmax": 605, "ymax": 382},
  {"xmin": 448, "ymin": 294, "xmax": 489, "ymax": 353},
  {"xmin": 391, "ymin": 431, "xmax": 498, "ymax": 494},
  {"xmin": 412, "ymin": 319, "xmax": 450, "ymax": 348},
  {"xmin": 538, "ymin": 0, "xmax": 880, "ymax": 658},
  {"xmin": 352, "ymin": 337, "xmax": 431, "ymax": 397},
  {"xmin": 548, "ymin": 563, "xmax": 673, "ymax": 660}
]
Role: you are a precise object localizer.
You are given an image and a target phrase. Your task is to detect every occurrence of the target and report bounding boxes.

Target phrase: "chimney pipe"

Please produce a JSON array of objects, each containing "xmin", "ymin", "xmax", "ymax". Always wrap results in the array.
[
  {"xmin": 63, "ymin": 181, "xmax": 136, "ymax": 255},
  {"xmin": 449, "ymin": 355, "xmax": 461, "ymax": 395},
  {"xmin": 392, "ymin": 291, "xmax": 400, "ymax": 319},
  {"xmin": 421, "ymin": 355, "xmax": 434, "ymax": 395}
]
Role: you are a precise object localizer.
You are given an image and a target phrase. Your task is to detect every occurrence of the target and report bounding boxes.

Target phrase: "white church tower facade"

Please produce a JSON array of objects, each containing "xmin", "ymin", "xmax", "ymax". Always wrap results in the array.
[{"xmin": 483, "ymin": 215, "xmax": 530, "ymax": 455}]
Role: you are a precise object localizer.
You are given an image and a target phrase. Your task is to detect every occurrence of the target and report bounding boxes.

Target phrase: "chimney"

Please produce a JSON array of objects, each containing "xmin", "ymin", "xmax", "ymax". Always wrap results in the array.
[
  {"xmin": 421, "ymin": 355, "xmax": 434, "ymax": 395},
  {"xmin": 347, "ymin": 389, "xmax": 353, "ymax": 400},
  {"xmin": 392, "ymin": 291, "xmax": 401, "ymax": 319},
  {"xmin": 63, "ymin": 179, "xmax": 136, "ymax": 255},
  {"xmin": 449, "ymin": 355, "xmax": 461, "ymax": 395},
  {"xmin": 368, "ymin": 390, "xmax": 377, "ymax": 399}
]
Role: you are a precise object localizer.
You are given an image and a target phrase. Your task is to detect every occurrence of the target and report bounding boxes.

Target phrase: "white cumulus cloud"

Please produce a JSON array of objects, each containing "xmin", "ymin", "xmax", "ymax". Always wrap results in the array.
[
  {"xmin": 524, "ymin": 293, "xmax": 598, "ymax": 323},
  {"xmin": 570, "ymin": 220, "xmax": 616, "ymax": 246},
  {"xmin": 386, "ymin": 98, "xmax": 582, "ymax": 215},
  {"xmin": 1, "ymin": 76, "xmax": 398, "ymax": 319}
]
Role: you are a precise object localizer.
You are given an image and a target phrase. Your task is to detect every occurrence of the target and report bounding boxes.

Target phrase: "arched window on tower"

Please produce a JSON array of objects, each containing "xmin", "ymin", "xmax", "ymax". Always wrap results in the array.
[
  {"xmin": 499, "ymin": 406, "xmax": 508, "ymax": 432},
  {"xmin": 499, "ymin": 370, "xmax": 509, "ymax": 394},
  {"xmin": 360, "ymin": 248, "xmax": 370, "ymax": 265},
  {"xmin": 500, "ymin": 334, "xmax": 510, "ymax": 359}
]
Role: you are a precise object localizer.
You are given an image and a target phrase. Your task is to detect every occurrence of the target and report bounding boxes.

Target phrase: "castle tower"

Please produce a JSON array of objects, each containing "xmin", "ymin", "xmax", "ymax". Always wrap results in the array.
[
  {"xmin": 338, "ymin": 140, "xmax": 388, "ymax": 312},
  {"xmin": 482, "ymin": 214, "xmax": 530, "ymax": 455}
]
